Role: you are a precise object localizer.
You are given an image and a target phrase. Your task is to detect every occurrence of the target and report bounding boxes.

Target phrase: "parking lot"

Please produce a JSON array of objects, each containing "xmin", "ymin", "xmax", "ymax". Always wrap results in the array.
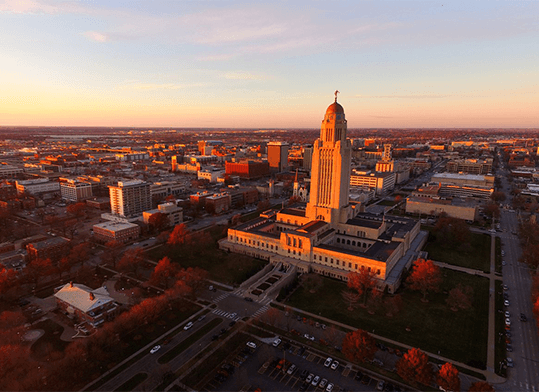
[{"xmin": 202, "ymin": 337, "xmax": 402, "ymax": 392}]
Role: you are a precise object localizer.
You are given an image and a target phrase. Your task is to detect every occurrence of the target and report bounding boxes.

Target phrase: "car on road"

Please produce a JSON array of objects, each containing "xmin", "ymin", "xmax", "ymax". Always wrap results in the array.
[
  {"xmin": 244, "ymin": 297, "xmax": 253, "ymax": 302},
  {"xmin": 304, "ymin": 333, "xmax": 315, "ymax": 341},
  {"xmin": 324, "ymin": 357, "xmax": 333, "ymax": 367},
  {"xmin": 520, "ymin": 313, "xmax": 527, "ymax": 322},
  {"xmin": 326, "ymin": 383, "xmax": 334, "ymax": 392},
  {"xmin": 506, "ymin": 344, "xmax": 513, "ymax": 352},
  {"xmin": 504, "ymin": 300, "xmax": 510, "ymax": 306},
  {"xmin": 273, "ymin": 338, "xmax": 282, "ymax": 347},
  {"xmin": 150, "ymin": 345, "xmax": 161, "ymax": 354},
  {"xmin": 502, "ymin": 284, "xmax": 508, "ymax": 290},
  {"xmin": 311, "ymin": 375, "xmax": 320, "ymax": 387},
  {"xmin": 506, "ymin": 358, "xmax": 514, "ymax": 367},
  {"xmin": 184, "ymin": 322, "xmax": 194, "ymax": 330},
  {"xmin": 229, "ymin": 312, "xmax": 237, "ymax": 319},
  {"xmin": 377, "ymin": 380, "xmax": 385, "ymax": 390},
  {"xmin": 330, "ymin": 360, "xmax": 339, "ymax": 370},
  {"xmin": 246, "ymin": 341, "xmax": 257, "ymax": 349},
  {"xmin": 504, "ymin": 311, "xmax": 510, "ymax": 318},
  {"xmin": 502, "ymin": 261, "xmax": 507, "ymax": 266}
]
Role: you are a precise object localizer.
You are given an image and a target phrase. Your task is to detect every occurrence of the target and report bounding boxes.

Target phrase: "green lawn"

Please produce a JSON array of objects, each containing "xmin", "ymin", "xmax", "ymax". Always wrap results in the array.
[
  {"xmin": 149, "ymin": 242, "xmax": 267, "ymax": 286},
  {"xmin": 284, "ymin": 269, "xmax": 490, "ymax": 368},
  {"xmin": 424, "ymin": 232, "xmax": 491, "ymax": 272}
]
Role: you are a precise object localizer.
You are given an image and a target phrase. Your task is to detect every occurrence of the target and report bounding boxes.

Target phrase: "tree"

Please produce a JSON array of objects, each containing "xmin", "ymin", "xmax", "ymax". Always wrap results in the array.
[
  {"xmin": 148, "ymin": 212, "xmax": 170, "ymax": 233},
  {"xmin": 175, "ymin": 267, "xmax": 209, "ymax": 297},
  {"xmin": 69, "ymin": 242, "xmax": 91, "ymax": 267},
  {"xmin": 149, "ymin": 256, "xmax": 177, "ymax": 289},
  {"xmin": 259, "ymin": 307, "xmax": 282, "ymax": 327},
  {"xmin": 490, "ymin": 191, "xmax": 506, "ymax": 202},
  {"xmin": 483, "ymin": 203, "xmax": 500, "ymax": 219},
  {"xmin": 102, "ymin": 240, "xmax": 124, "ymax": 268},
  {"xmin": 520, "ymin": 243, "xmax": 539, "ymax": 269},
  {"xmin": 366, "ymin": 289, "xmax": 383, "ymax": 314},
  {"xmin": 446, "ymin": 284, "xmax": 474, "ymax": 311},
  {"xmin": 167, "ymin": 223, "xmax": 191, "ymax": 246},
  {"xmin": 0, "ymin": 266, "xmax": 18, "ymax": 298},
  {"xmin": 117, "ymin": 248, "xmax": 146, "ymax": 279},
  {"xmin": 257, "ymin": 199, "xmax": 271, "ymax": 212},
  {"xmin": 347, "ymin": 269, "xmax": 377, "ymax": 306},
  {"xmin": 322, "ymin": 325, "xmax": 342, "ymax": 347},
  {"xmin": 433, "ymin": 214, "xmax": 471, "ymax": 250},
  {"xmin": 341, "ymin": 329, "xmax": 377, "ymax": 364},
  {"xmin": 341, "ymin": 290, "xmax": 360, "ymax": 311},
  {"xmin": 66, "ymin": 202, "xmax": 87, "ymax": 218},
  {"xmin": 406, "ymin": 259, "xmax": 442, "ymax": 302},
  {"xmin": 396, "ymin": 347, "xmax": 433, "ymax": 386},
  {"xmin": 24, "ymin": 258, "xmax": 53, "ymax": 286},
  {"xmin": 437, "ymin": 362, "xmax": 460, "ymax": 392},
  {"xmin": 468, "ymin": 381, "xmax": 495, "ymax": 392}
]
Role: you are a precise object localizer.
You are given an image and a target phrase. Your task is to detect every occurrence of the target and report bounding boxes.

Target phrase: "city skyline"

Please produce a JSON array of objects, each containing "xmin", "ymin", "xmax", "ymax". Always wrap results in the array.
[{"xmin": 1, "ymin": 0, "xmax": 539, "ymax": 128}]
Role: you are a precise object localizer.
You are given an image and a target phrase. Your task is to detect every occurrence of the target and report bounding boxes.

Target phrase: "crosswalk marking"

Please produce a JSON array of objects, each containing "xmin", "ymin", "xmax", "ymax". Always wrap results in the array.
[
  {"xmin": 214, "ymin": 293, "xmax": 230, "ymax": 303},
  {"xmin": 252, "ymin": 305, "xmax": 269, "ymax": 318},
  {"xmin": 210, "ymin": 308, "xmax": 241, "ymax": 321}
]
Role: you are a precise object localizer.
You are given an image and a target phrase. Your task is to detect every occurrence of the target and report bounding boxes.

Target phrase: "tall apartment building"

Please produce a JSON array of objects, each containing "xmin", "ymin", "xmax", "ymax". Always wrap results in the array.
[
  {"xmin": 109, "ymin": 180, "xmax": 151, "ymax": 218},
  {"xmin": 350, "ymin": 170, "xmax": 396, "ymax": 195},
  {"xmin": 267, "ymin": 142, "xmax": 289, "ymax": 173},
  {"xmin": 60, "ymin": 180, "xmax": 93, "ymax": 202},
  {"xmin": 303, "ymin": 145, "xmax": 313, "ymax": 171}
]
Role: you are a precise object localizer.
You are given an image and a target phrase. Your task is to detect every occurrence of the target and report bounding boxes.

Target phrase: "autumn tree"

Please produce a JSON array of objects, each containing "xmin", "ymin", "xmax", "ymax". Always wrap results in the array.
[
  {"xmin": 433, "ymin": 214, "xmax": 471, "ymax": 250},
  {"xmin": 67, "ymin": 202, "xmax": 87, "ymax": 218},
  {"xmin": 437, "ymin": 362, "xmax": 460, "ymax": 392},
  {"xmin": 347, "ymin": 269, "xmax": 377, "ymax": 306},
  {"xmin": 0, "ymin": 266, "xmax": 18, "ymax": 298},
  {"xmin": 520, "ymin": 243, "xmax": 539, "ymax": 268},
  {"xmin": 101, "ymin": 240, "xmax": 125, "ymax": 268},
  {"xmin": 117, "ymin": 248, "xmax": 146, "ymax": 279},
  {"xmin": 69, "ymin": 242, "xmax": 91, "ymax": 267},
  {"xmin": 407, "ymin": 259, "xmax": 442, "ymax": 302},
  {"xmin": 323, "ymin": 325, "xmax": 342, "ymax": 347},
  {"xmin": 149, "ymin": 256, "xmax": 177, "ymax": 289},
  {"xmin": 148, "ymin": 212, "xmax": 170, "ymax": 233},
  {"xmin": 396, "ymin": 347, "xmax": 433, "ymax": 386},
  {"xmin": 366, "ymin": 289, "xmax": 383, "ymax": 314},
  {"xmin": 167, "ymin": 223, "xmax": 191, "ymax": 246},
  {"xmin": 446, "ymin": 284, "xmax": 474, "ymax": 311},
  {"xmin": 24, "ymin": 258, "xmax": 53, "ymax": 285},
  {"xmin": 259, "ymin": 307, "xmax": 283, "ymax": 327},
  {"xmin": 175, "ymin": 266, "xmax": 209, "ymax": 297},
  {"xmin": 341, "ymin": 329, "xmax": 377, "ymax": 364},
  {"xmin": 490, "ymin": 191, "xmax": 506, "ymax": 202},
  {"xmin": 341, "ymin": 290, "xmax": 360, "ymax": 311},
  {"xmin": 483, "ymin": 203, "xmax": 500, "ymax": 219},
  {"xmin": 468, "ymin": 381, "xmax": 495, "ymax": 392}
]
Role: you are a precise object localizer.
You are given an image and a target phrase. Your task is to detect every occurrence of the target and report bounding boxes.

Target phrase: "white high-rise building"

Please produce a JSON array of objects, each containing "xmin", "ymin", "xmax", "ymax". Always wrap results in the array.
[{"xmin": 109, "ymin": 180, "xmax": 151, "ymax": 218}]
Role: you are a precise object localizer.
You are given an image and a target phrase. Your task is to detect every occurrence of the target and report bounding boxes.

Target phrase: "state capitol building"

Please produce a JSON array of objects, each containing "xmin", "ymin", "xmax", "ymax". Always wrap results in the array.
[{"xmin": 219, "ymin": 96, "xmax": 427, "ymax": 293}]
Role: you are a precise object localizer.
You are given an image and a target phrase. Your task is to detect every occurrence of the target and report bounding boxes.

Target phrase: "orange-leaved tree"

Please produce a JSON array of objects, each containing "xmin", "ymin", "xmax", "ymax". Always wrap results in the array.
[
  {"xmin": 437, "ymin": 362, "xmax": 460, "ymax": 392},
  {"xmin": 149, "ymin": 256, "xmax": 178, "ymax": 289},
  {"xmin": 406, "ymin": 259, "xmax": 442, "ymax": 302},
  {"xmin": 396, "ymin": 347, "xmax": 433, "ymax": 386},
  {"xmin": 347, "ymin": 269, "xmax": 377, "ymax": 306},
  {"xmin": 342, "ymin": 329, "xmax": 377, "ymax": 364},
  {"xmin": 167, "ymin": 223, "xmax": 191, "ymax": 246},
  {"xmin": 446, "ymin": 284, "xmax": 473, "ymax": 311}
]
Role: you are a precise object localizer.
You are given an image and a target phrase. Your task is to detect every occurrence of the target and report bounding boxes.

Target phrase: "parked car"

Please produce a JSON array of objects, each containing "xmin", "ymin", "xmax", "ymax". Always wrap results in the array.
[
  {"xmin": 306, "ymin": 373, "xmax": 314, "ymax": 383},
  {"xmin": 377, "ymin": 380, "xmax": 385, "ymax": 391},
  {"xmin": 506, "ymin": 358, "xmax": 514, "ymax": 367},
  {"xmin": 246, "ymin": 341, "xmax": 257, "ymax": 349},
  {"xmin": 319, "ymin": 378, "xmax": 327, "ymax": 388},
  {"xmin": 324, "ymin": 357, "xmax": 333, "ymax": 367},
  {"xmin": 330, "ymin": 360, "xmax": 339, "ymax": 370},
  {"xmin": 326, "ymin": 383, "xmax": 334, "ymax": 392},
  {"xmin": 273, "ymin": 338, "xmax": 282, "ymax": 347},
  {"xmin": 287, "ymin": 364, "xmax": 297, "ymax": 375},
  {"xmin": 311, "ymin": 375, "xmax": 320, "ymax": 387},
  {"xmin": 304, "ymin": 333, "xmax": 315, "ymax": 341}
]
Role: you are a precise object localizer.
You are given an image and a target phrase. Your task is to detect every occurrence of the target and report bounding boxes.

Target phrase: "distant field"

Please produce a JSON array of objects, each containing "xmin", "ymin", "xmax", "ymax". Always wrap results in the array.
[{"xmin": 285, "ymin": 269, "xmax": 489, "ymax": 368}]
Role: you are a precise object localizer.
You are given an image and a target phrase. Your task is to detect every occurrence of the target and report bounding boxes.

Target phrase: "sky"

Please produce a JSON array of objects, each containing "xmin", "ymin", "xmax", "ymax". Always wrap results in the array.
[{"xmin": 1, "ymin": 0, "xmax": 538, "ymax": 129}]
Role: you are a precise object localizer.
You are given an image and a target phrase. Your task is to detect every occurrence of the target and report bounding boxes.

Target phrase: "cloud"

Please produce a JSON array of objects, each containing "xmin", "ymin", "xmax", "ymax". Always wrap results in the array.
[
  {"xmin": 223, "ymin": 72, "xmax": 265, "ymax": 81},
  {"xmin": 116, "ymin": 81, "xmax": 208, "ymax": 91},
  {"xmin": 357, "ymin": 94, "xmax": 449, "ymax": 99},
  {"xmin": 0, "ymin": 0, "xmax": 85, "ymax": 14},
  {"xmin": 82, "ymin": 31, "xmax": 109, "ymax": 43}
]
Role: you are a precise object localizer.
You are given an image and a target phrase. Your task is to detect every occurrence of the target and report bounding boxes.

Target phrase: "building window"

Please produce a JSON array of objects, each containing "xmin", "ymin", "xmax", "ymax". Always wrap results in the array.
[
  {"xmin": 336, "ymin": 260, "xmax": 339, "ymax": 265},
  {"xmin": 325, "ymin": 257, "xmax": 328, "ymax": 262},
  {"xmin": 337, "ymin": 238, "xmax": 340, "ymax": 243},
  {"xmin": 377, "ymin": 269, "xmax": 381, "ymax": 275},
  {"xmin": 349, "ymin": 262, "xmax": 352, "ymax": 268}
]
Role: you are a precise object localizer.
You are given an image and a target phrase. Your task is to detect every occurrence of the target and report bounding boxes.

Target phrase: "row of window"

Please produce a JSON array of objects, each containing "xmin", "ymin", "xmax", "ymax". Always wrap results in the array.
[
  {"xmin": 232, "ymin": 236, "xmax": 279, "ymax": 251},
  {"xmin": 313, "ymin": 254, "xmax": 381, "ymax": 275},
  {"xmin": 336, "ymin": 237, "xmax": 369, "ymax": 248}
]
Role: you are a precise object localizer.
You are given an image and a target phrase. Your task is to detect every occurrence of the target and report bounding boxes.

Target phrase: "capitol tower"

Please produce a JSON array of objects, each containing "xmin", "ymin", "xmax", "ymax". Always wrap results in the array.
[{"xmin": 306, "ymin": 91, "xmax": 353, "ymax": 224}]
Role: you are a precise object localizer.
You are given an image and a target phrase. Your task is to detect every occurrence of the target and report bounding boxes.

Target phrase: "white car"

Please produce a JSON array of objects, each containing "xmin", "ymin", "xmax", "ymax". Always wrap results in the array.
[
  {"xmin": 273, "ymin": 338, "xmax": 282, "ymax": 347},
  {"xmin": 330, "ymin": 360, "xmax": 339, "ymax": 370},
  {"xmin": 504, "ymin": 311, "xmax": 510, "ymax": 318},
  {"xmin": 506, "ymin": 358, "xmax": 514, "ymax": 367},
  {"xmin": 324, "ymin": 357, "xmax": 333, "ymax": 367},
  {"xmin": 183, "ymin": 322, "xmax": 194, "ymax": 330},
  {"xmin": 311, "ymin": 375, "xmax": 320, "ymax": 387},
  {"xmin": 504, "ymin": 300, "xmax": 510, "ymax": 306},
  {"xmin": 246, "ymin": 341, "xmax": 257, "ymax": 349},
  {"xmin": 326, "ymin": 383, "xmax": 334, "ymax": 392},
  {"xmin": 505, "ymin": 318, "xmax": 511, "ymax": 326},
  {"xmin": 304, "ymin": 333, "xmax": 315, "ymax": 341},
  {"xmin": 150, "ymin": 345, "xmax": 161, "ymax": 354},
  {"xmin": 319, "ymin": 378, "xmax": 327, "ymax": 389}
]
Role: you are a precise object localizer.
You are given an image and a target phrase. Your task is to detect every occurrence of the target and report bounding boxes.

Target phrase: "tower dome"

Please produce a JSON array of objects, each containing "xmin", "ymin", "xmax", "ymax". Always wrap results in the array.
[{"xmin": 325, "ymin": 101, "xmax": 344, "ymax": 115}]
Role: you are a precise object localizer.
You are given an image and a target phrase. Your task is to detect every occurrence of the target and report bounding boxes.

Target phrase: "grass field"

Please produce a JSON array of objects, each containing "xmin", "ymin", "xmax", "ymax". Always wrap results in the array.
[
  {"xmin": 424, "ymin": 232, "xmax": 491, "ymax": 272},
  {"xmin": 284, "ymin": 268, "xmax": 490, "ymax": 368}
]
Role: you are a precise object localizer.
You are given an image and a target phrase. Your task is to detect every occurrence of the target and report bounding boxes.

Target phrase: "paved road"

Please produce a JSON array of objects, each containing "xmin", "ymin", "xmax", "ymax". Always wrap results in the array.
[{"xmin": 496, "ymin": 208, "xmax": 539, "ymax": 392}]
